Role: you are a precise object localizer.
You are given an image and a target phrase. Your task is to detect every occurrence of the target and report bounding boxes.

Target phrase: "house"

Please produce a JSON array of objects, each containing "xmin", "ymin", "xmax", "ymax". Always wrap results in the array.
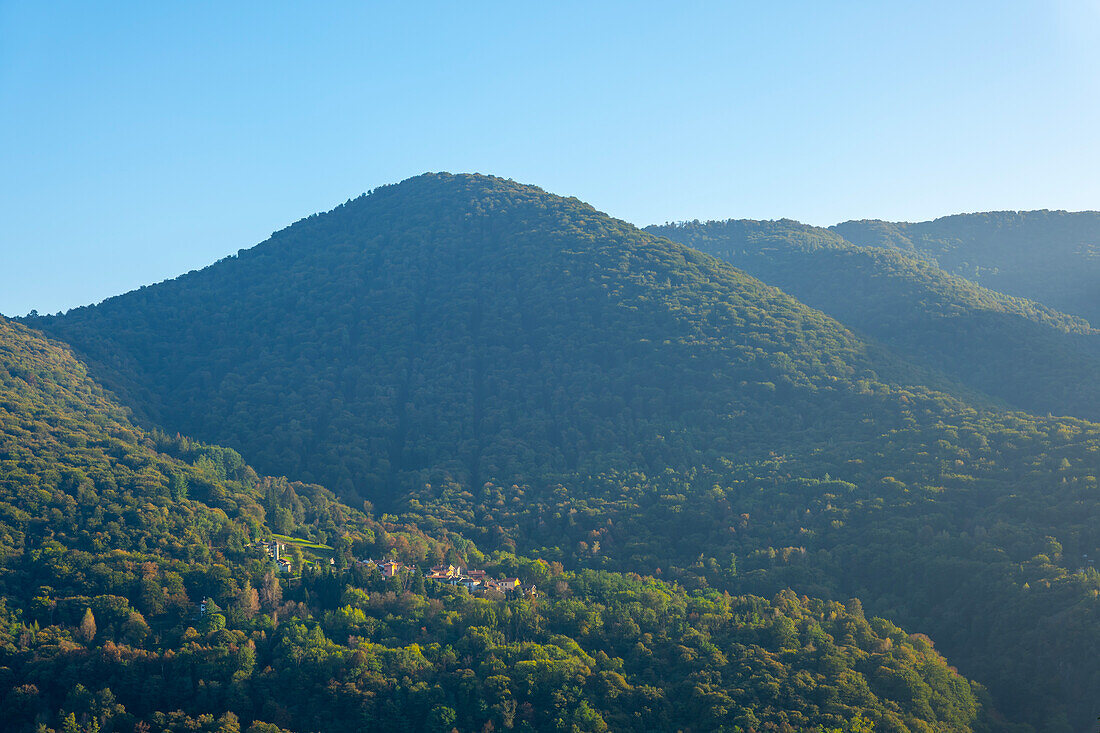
[
  {"xmin": 381, "ymin": 561, "xmax": 405, "ymax": 578},
  {"xmin": 428, "ymin": 564, "xmax": 463, "ymax": 581},
  {"xmin": 277, "ymin": 558, "xmax": 292, "ymax": 573},
  {"xmin": 429, "ymin": 564, "xmax": 461, "ymax": 577},
  {"xmin": 470, "ymin": 577, "xmax": 521, "ymax": 595},
  {"xmin": 252, "ymin": 540, "xmax": 287, "ymax": 561}
]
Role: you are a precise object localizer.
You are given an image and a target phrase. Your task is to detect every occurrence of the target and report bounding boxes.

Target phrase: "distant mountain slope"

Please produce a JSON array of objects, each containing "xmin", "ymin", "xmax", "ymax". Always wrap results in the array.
[
  {"xmin": 648, "ymin": 218, "xmax": 1100, "ymax": 421},
  {"xmin": 0, "ymin": 315, "xmax": 987, "ymax": 732},
  {"xmin": 35, "ymin": 173, "xmax": 935, "ymax": 505},
  {"xmin": 832, "ymin": 210, "xmax": 1100, "ymax": 324}
]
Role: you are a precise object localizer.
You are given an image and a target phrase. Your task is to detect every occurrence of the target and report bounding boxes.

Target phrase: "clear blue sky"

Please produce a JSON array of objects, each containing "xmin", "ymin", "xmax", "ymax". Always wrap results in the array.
[{"xmin": 2, "ymin": 1, "xmax": 1099, "ymax": 316}]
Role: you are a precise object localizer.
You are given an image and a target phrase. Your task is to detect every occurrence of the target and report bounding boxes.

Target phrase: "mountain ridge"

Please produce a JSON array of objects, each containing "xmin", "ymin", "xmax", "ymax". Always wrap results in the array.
[
  {"xmin": 647, "ymin": 217, "xmax": 1100, "ymax": 421},
  {"xmin": 831, "ymin": 209, "xmax": 1100, "ymax": 324}
]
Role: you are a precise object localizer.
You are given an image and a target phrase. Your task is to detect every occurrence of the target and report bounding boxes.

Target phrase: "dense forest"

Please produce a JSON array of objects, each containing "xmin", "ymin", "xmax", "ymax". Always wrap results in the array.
[
  {"xmin": 14, "ymin": 174, "xmax": 1100, "ymax": 730},
  {"xmin": 832, "ymin": 211, "xmax": 1100, "ymax": 325},
  {"xmin": 0, "ymin": 315, "xmax": 987, "ymax": 732},
  {"xmin": 646, "ymin": 218, "xmax": 1100, "ymax": 421}
]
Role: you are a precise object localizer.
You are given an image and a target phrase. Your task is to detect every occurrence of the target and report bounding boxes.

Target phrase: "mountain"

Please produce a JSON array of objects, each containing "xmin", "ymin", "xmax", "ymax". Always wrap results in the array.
[
  {"xmin": 647, "ymin": 218, "xmax": 1100, "ymax": 421},
  {"xmin": 0, "ymin": 314, "xmax": 988, "ymax": 732},
  {"xmin": 832, "ymin": 211, "xmax": 1100, "ymax": 325},
  {"xmin": 28, "ymin": 174, "xmax": 1100, "ymax": 730},
  {"xmin": 34, "ymin": 173, "xmax": 937, "ymax": 505}
]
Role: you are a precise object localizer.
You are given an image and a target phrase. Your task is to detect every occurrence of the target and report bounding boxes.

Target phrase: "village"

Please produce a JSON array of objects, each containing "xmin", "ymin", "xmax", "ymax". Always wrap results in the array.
[{"xmin": 253, "ymin": 539, "xmax": 538, "ymax": 597}]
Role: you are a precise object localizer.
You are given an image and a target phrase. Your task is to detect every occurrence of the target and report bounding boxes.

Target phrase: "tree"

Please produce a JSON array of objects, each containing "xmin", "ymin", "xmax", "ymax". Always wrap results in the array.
[
  {"xmin": 79, "ymin": 607, "xmax": 96, "ymax": 643},
  {"xmin": 62, "ymin": 713, "xmax": 81, "ymax": 733},
  {"xmin": 260, "ymin": 571, "xmax": 282, "ymax": 611},
  {"xmin": 288, "ymin": 544, "xmax": 304, "ymax": 572},
  {"xmin": 236, "ymin": 581, "xmax": 260, "ymax": 620},
  {"xmin": 169, "ymin": 471, "xmax": 188, "ymax": 501},
  {"xmin": 201, "ymin": 599, "xmax": 226, "ymax": 633},
  {"xmin": 272, "ymin": 507, "xmax": 294, "ymax": 534},
  {"xmin": 428, "ymin": 705, "xmax": 457, "ymax": 732}
]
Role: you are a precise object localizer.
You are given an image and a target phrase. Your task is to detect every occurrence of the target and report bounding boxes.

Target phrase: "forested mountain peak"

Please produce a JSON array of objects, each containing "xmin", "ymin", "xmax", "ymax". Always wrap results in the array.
[
  {"xmin": 35, "ymin": 173, "xmax": 931, "ymax": 504},
  {"xmin": 257, "ymin": 172, "xmax": 593, "ymax": 251}
]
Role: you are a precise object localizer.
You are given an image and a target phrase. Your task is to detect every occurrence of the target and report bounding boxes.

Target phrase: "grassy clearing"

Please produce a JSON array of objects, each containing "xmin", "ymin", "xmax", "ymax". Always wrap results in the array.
[{"xmin": 272, "ymin": 533, "xmax": 334, "ymax": 565}]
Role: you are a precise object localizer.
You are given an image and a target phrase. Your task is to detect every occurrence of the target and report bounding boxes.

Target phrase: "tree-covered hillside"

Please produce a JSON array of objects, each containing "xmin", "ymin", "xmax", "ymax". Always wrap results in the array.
[
  {"xmin": 403, "ymin": 401, "xmax": 1100, "ymax": 731},
  {"xmin": 0, "ymin": 315, "xmax": 988, "ymax": 732},
  {"xmin": 647, "ymin": 219, "xmax": 1100, "ymax": 421},
  {"xmin": 28, "ymin": 174, "xmax": 1100, "ymax": 730},
  {"xmin": 832, "ymin": 211, "xmax": 1100, "ymax": 325}
]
